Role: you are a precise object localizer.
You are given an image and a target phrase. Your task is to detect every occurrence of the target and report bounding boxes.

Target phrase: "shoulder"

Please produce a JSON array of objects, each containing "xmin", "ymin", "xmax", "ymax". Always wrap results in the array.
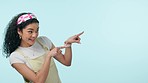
[
  {"xmin": 37, "ymin": 36, "xmax": 51, "ymax": 43},
  {"xmin": 9, "ymin": 51, "xmax": 26, "ymax": 65},
  {"xmin": 38, "ymin": 36, "xmax": 49, "ymax": 39},
  {"xmin": 10, "ymin": 51, "xmax": 23, "ymax": 60},
  {"xmin": 37, "ymin": 36, "xmax": 53, "ymax": 50}
]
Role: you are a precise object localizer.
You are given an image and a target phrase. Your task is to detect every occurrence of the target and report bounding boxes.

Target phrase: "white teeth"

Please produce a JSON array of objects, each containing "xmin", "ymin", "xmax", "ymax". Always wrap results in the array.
[
  {"xmin": 28, "ymin": 39, "xmax": 32, "ymax": 41},
  {"xmin": 28, "ymin": 39, "xmax": 35, "ymax": 42}
]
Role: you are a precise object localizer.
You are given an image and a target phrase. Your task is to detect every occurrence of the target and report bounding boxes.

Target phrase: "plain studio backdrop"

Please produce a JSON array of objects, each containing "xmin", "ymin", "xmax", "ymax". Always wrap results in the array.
[{"xmin": 0, "ymin": 0, "xmax": 148, "ymax": 83}]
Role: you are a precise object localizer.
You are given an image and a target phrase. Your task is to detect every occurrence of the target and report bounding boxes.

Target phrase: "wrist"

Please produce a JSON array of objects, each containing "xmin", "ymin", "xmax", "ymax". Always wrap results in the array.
[
  {"xmin": 64, "ymin": 40, "xmax": 72, "ymax": 48},
  {"xmin": 65, "ymin": 43, "xmax": 72, "ymax": 48},
  {"xmin": 47, "ymin": 52, "xmax": 53, "ymax": 58},
  {"xmin": 64, "ymin": 40, "xmax": 71, "ymax": 45}
]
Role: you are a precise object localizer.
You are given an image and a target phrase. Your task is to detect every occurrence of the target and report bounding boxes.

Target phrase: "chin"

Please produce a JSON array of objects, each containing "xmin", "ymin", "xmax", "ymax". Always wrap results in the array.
[{"xmin": 29, "ymin": 41, "xmax": 35, "ymax": 46}]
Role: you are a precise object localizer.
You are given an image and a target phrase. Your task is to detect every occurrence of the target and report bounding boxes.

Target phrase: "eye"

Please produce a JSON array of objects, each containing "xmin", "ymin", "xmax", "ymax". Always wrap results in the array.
[{"xmin": 28, "ymin": 31, "xmax": 33, "ymax": 34}]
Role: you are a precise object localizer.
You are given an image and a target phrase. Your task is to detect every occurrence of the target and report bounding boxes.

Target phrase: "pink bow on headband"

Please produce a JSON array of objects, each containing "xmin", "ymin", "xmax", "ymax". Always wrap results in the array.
[{"xmin": 17, "ymin": 13, "xmax": 36, "ymax": 25}]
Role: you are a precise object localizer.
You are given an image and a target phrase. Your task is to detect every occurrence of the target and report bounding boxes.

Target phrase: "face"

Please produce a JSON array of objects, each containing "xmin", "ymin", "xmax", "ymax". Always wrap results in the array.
[{"xmin": 18, "ymin": 23, "xmax": 39, "ymax": 47}]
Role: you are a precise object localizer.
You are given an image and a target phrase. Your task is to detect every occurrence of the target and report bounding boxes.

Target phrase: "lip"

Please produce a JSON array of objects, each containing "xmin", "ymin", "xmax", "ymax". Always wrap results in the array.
[{"xmin": 28, "ymin": 38, "xmax": 36, "ymax": 42}]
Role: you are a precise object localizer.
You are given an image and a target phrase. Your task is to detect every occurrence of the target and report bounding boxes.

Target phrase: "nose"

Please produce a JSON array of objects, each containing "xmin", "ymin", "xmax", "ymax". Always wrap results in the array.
[{"xmin": 32, "ymin": 32, "xmax": 38, "ymax": 38}]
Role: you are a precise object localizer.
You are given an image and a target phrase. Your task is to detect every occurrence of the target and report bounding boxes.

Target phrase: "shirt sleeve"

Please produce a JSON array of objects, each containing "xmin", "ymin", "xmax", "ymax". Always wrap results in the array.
[
  {"xmin": 38, "ymin": 36, "xmax": 53, "ymax": 50},
  {"xmin": 9, "ymin": 52, "xmax": 26, "ymax": 65}
]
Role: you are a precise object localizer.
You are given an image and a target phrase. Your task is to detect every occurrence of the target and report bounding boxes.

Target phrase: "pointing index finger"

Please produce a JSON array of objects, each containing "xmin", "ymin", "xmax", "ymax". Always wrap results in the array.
[{"xmin": 76, "ymin": 31, "xmax": 84, "ymax": 36}]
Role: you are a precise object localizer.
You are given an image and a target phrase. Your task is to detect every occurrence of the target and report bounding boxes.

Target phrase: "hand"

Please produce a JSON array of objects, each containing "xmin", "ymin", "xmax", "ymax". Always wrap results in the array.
[
  {"xmin": 48, "ymin": 47, "xmax": 62, "ymax": 57},
  {"xmin": 64, "ymin": 31, "xmax": 84, "ymax": 46},
  {"xmin": 56, "ymin": 31, "xmax": 84, "ymax": 49}
]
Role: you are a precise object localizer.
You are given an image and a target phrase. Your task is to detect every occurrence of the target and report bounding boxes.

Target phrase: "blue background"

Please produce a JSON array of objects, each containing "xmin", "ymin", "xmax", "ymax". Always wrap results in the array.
[{"xmin": 0, "ymin": 0, "xmax": 148, "ymax": 83}]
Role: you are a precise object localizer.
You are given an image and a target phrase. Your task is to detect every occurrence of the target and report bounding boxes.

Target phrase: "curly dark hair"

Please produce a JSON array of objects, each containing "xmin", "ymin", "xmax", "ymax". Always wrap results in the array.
[{"xmin": 3, "ymin": 12, "xmax": 39, "ymax": 58}]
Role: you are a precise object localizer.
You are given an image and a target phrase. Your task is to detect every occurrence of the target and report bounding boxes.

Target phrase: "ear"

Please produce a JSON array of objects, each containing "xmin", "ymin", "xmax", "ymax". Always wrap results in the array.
[{"xmin": 17, "ymin": 28, "xmax": 22, "ymax": 36}]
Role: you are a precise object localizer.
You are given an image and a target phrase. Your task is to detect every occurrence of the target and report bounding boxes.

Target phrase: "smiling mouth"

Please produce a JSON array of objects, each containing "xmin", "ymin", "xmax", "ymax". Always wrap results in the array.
[{"xmin": 28, "ymin": 39, "xmax": 35, "ymax": 42}]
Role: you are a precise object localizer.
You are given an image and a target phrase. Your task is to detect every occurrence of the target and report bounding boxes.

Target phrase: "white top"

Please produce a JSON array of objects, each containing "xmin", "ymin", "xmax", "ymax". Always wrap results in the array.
[{"xmin": 9, "ymin": 36, "xmax": 52, "ymax": 68}]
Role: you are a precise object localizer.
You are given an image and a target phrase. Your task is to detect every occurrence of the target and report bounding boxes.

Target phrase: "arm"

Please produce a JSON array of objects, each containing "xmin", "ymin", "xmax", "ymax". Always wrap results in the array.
[
  {"xmin": 54, "ymin": 31, "xmax": 84, "ymax": 66},
  {"xmin": 52, "ymin": 44, "xmax": 72, "ymax": 66},
  {"xmin": 12, "ymin": 48, "xmax": 60, "ymax": 83}
]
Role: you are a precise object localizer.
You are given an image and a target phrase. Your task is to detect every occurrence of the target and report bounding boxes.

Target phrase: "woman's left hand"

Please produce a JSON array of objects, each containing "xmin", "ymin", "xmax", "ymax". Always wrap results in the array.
[
  {"xmin": 64, "ymin": 31, "xmax": 84, "ymax": 47},
  {"xmin": 57, "ymin": 31, "xmax": 84, "ymax": 49}
]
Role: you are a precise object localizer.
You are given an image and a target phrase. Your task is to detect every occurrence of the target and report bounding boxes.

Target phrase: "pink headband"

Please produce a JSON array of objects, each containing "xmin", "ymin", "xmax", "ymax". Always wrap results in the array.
[{"xmin": 17, "ymin": 13, "xmax": 37, "ymax": 25}]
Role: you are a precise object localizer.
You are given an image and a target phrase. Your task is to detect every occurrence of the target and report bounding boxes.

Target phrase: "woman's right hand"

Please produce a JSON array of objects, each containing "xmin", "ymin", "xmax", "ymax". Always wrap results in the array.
[{"xmin": 47, "ymin": 47, "xmax": 62, "ymax": 57}]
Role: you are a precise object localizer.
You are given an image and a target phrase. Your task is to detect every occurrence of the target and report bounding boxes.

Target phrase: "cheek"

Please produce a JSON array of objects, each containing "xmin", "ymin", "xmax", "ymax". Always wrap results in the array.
[
  {"xmin": 21, "ymin": 34, "xmax": 30, "ymax": 40},
  {"xmin": 21, "ymin": 37, "xmax": 28, "ymax": 42}
]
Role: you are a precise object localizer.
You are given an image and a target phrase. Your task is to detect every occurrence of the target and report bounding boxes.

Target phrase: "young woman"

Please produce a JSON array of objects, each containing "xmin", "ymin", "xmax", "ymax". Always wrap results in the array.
[{"xmin": 3, "ymin": 12, "xmax": 84, "ymax": 83}]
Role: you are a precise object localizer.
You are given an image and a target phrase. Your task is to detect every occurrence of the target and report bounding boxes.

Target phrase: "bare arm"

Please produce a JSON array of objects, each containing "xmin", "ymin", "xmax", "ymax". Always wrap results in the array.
[
  {"xmin": 54, "ymin": 31, "xmax": 84, "ymax": 66},
  {"xmin": 12, "ymin": 47, "xmax": 61, "ymax": 83},
  {"xmin": 53, "ymin": 44, "xmax": 72, "ymax": 66}
]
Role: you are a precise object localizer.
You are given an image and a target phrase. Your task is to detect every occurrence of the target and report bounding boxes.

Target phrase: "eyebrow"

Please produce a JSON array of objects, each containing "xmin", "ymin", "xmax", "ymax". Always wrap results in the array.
[
  {"xmin": 27, "ymin": 28, "xmax": 34, "ymax": 30},
  {"xmin": 27, "ymin": 27, "xmax": 39, "ymax": 30}
]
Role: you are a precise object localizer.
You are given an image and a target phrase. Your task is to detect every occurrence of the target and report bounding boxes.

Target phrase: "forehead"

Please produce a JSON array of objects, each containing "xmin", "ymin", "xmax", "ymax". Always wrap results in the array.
[{"xmin": 24, "ymin": 23, "xmax": 39, "ymax": 30}]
